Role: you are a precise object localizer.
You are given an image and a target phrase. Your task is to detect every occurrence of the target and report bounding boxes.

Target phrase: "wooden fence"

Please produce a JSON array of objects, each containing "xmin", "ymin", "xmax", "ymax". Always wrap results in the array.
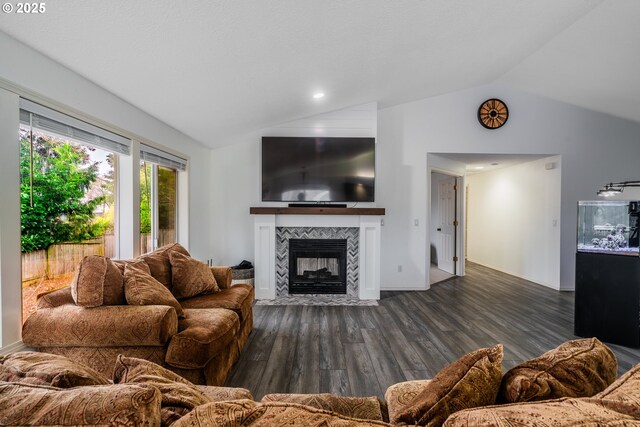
[
  {"xmin": 22, "ymin": 238, "xmax": 105, "ymax": 283},
  {"xmin": 21, "ymin": 231, "xmax": 175, "ymax": 283}
]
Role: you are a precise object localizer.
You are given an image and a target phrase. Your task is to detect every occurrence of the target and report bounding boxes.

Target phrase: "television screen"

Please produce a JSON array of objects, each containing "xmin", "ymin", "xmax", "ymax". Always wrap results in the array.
[{"xmin": 261, "ymin": 137, "xmax": 375, "ymax": 202}]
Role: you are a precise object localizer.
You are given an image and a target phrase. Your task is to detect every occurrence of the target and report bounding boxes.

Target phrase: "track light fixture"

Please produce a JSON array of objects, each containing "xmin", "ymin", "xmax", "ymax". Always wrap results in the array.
[{"xmin": 597, "ymin": 181, "xmax": 640, "ymax": 197}]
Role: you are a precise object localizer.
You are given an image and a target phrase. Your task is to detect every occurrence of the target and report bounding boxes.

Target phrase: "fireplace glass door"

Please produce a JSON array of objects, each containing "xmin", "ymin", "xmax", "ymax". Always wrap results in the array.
[{"xmin": 289, "ymin": 239, "xmax": 347, "ymax": 294}]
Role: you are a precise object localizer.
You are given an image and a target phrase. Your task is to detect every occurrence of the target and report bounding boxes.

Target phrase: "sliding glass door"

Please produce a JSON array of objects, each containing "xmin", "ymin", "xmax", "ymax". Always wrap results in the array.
[
  {"xmin": 19, "ymin": 100, "xmax": 127, "ymax": 322},
  {"xmin": 140, "ymin": 161, "xmax": 178, "ymax": 254}
]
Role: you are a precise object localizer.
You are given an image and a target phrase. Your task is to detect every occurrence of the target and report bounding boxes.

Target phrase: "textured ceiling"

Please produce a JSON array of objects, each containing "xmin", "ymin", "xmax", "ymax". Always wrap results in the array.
[{"xmin": 3, "ymin": 0, "xmax": 636, "ymax": 149}]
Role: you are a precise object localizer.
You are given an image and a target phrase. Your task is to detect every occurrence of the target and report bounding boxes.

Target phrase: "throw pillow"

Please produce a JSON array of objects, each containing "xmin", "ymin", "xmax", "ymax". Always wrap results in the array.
[
  {"xmin": 140, "ymin": 242, "xmax": 191, "ymax": 289},
  {"xmin": 169, "ymin": 250, "xmax": 219, "ymax": 299},
  {"xmin": 112, "ymin": 258, "xmax": 136, "ymax": 276},
  {"xmin": 113, "ymin": 354, "xmax": 211, "ymax": 425},
  {"xmin": 396, "ymin": 344, "xmax": 503, "ymax": 427},
  {"xmin": 261, "ymin": 393, "xmax": 385, "ymax": 421},
  {"xmin": 71, "ymin": 255, "xmax": 125, "ymax": 307},
  {"xmin": 0, "ymin": 351, "xmax": 110, "ymax": 388},
  {"xmin": 124, "ymin": 259, "xmax": 185, "ymax": 318},
  {"xmin": 499, "ymin": 337, "xmax": 617, "ymax": 403},
  {"xmin": 0, "ymin": 382, "xmax": 161, "ymax": 426}
]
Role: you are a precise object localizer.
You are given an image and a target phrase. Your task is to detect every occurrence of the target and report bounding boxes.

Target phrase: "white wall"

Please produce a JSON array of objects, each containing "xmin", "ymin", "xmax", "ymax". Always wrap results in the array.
[
  {"xmin": 0, "ymin": 88, "xmax": 21, "ymax": 348},
  {"xmin": 377, "ymin": 82, "xmax": 640, "ymax": 291},
  {"xmin": 209, "ymin": 82, "xmax": 640, "ymax": 291},
  {"xmin": 0, "ymin": 33, "xmax": 213, "ymax": 347},
  {"xmin": 466, "ymin": 156, "xmax": 562, "ymax": 288},
  {"xmin": 209, "ymin": 103, "xmax": 378, "ymax": 265}
]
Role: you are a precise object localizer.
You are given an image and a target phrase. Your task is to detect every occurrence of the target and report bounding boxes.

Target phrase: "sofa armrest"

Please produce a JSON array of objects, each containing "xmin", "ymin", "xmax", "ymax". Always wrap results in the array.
[
  {"xmin": 36, "ymin": 286, "xmax": 74, "ymax": 309},
  {"xmin": 210, "ymin": 266, "xmax": 232, "ymax": 289},
  {"xmin": 22, "ymin": 304, "xmax": 178, "ymax": 348}
]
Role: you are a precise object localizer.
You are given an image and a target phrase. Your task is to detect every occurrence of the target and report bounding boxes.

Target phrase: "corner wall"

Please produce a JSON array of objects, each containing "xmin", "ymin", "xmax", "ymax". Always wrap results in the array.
[
  {"xmin": 377, "ymin": 82, "xmax": 640, "ymax": 291},
  {"xmin": 466, "ymin": 156, "xmax": 562, "ymax": 288}
]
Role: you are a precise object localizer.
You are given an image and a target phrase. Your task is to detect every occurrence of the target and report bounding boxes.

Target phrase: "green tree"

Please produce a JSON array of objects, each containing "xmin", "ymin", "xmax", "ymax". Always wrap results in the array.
[
  {"xmin": 140, "ymin": 161, "xmax": 152, "ymax": 234},
  {"xmin": 20, "ymin": 131, "xmax": 105, "ymax": 252}
]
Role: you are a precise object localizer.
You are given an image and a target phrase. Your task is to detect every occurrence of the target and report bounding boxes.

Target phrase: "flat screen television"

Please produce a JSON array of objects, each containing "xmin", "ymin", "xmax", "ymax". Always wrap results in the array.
[{"xmin": 261, "ymin": 136, "xmax": 375, "ymax": 202}]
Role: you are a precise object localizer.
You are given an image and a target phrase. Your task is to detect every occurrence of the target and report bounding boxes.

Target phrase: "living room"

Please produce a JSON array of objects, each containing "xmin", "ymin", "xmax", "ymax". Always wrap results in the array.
[{"xmin": 1, "ymin": 1, "xmax": 640, "ymax": 425}]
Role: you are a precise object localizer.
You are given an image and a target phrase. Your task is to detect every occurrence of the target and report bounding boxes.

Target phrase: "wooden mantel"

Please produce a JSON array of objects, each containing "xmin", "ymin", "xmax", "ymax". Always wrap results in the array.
[{"xmin": 250, "ymin": 207, "xmax": 385, "ymax": 215}]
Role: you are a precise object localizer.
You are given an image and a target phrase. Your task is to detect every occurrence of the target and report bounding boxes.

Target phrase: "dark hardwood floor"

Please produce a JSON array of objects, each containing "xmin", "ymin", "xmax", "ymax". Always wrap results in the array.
[{"xmin": 226, "ymin": 262, "xmax": 640, "ymax": 399}]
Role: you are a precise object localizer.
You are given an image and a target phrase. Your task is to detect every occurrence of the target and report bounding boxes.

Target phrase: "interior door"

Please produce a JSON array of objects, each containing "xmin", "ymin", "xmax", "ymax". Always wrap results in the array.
[{"xmin": 437, "ymin": 176, "xmax": 456, "ymax": 274}]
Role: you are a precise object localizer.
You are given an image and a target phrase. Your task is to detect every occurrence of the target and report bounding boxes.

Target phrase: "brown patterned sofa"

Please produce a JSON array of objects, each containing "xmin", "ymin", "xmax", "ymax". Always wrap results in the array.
[
  {"xmin": 21, "ymin": 243, "xmax": 254, "ymax": 386},
  {"xmin": 1, "ymin": 341, "xmax": 639, "ymax": 426}
]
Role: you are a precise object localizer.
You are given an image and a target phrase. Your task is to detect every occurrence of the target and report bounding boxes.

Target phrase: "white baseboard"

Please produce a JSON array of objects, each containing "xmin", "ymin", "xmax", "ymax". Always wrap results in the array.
[
  {"xmin": 380, "ymin": 285, "xmax": 429, "ymax": 291},
  {"xmin": 0, "ymin": 340, "xmax": 32, "ymax": 355},
  {"xmin": 466, "ymin": 259, "xmax": 560, "ymax": 290}
]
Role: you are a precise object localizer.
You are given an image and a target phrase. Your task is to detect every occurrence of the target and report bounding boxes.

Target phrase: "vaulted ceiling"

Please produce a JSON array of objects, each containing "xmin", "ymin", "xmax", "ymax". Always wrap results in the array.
[{"xmin": 1, "ymin": 0, "xmax": 638, "ymax": 148}]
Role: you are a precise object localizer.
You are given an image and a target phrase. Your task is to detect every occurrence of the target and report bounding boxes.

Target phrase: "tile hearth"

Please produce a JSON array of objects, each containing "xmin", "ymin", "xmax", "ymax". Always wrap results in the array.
[{"xmin": 255, "ymin": 295, "xmax": 378, "ymax": 306}]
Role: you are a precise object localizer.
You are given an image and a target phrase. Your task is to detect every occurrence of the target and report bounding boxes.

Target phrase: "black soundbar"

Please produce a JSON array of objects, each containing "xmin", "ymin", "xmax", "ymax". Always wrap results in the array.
[{"xmin": 288, "ymin": 203, "xmax": 348, "ymax": 208}]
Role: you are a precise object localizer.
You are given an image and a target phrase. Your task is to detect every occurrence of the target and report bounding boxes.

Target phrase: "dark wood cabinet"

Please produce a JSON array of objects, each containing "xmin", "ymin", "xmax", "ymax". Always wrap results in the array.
[{"xmin": 575, "ymin": 251, "xmax": 640, "ymax": 347}]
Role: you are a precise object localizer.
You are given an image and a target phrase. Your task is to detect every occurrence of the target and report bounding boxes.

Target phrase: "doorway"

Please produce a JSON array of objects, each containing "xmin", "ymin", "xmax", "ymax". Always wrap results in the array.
[
  {"xmin": 430, "ymin": 171, "xmax": 460, "ymax": 284},
  {"xmin": 430, "ymin": 153, "xmax": 562, "ymax": 290}
]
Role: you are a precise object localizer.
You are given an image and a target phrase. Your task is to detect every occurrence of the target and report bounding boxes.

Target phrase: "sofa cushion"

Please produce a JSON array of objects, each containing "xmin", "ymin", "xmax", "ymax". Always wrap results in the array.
[
  {"xmin": 594, "ymin": 362, "xmax": 640, "ymax": 419},
  {"xmin": 22, "ymin": 304, "xmax": 177, "ymax": 348},
  {"xmin": 499, "ymin": 337, "xmax": 617, "ymax": 403},
  {"xmin": 113, "ymin": 354, "xmax": 211, "ymax": 426},
  {"xmin": 443, "ymin": 397, "xmax": 640, "ymax": 427},
  {"xmin": 384, "ymin": 379, "xmax": 431, "ymax": 424},
  {"xmin": 0, "ymin": 381, "xmax": 161, "ymax": 426},
  {"xmin": 124, "ymin": 259, "xmax": 185, "ymax": 318},
  {"xmin": 166, "ymin": 308, "xmax": 240, "ymax": 369},
  {"xmin": 169, "ymin": 251, "xmax": 220, "ymax": 299},
  {"xmin": 396, "ymin": 344, "xmax": 503, "ymax": 427},
  {"xmin": 0, "ymin": 351, "xmax": 110, "ymax": 388},
  {"xmin": 70, "ymin": 255, "xmax": 124, "ymax": 307},
  {"xmin": 140, "ymin": 242, "xmax": 190, "ymax": 289},
  {"xmin": 262, "ymin": 393, "xmax": 385, "ymax": 421},
  {"xmin": 172, "ymin": 400, "xmax": 393, "ymax": 427},
  {"xmin": 180, "ymin": 284, "xmax": 253, "ymax": 322},
  {"xmin": 198, "ymin": 385, "xmax": 253, "ymax": 401}
]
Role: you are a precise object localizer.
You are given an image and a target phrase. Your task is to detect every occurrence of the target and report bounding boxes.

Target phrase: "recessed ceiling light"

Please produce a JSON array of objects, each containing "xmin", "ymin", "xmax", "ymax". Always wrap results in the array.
[
  {"xmin": 474, "ymin": 166, "xmax": 485, "ymax": 170},
  {"xmin": 313, "ymin": 92, "xmax": 325, "ymax": 99},
  {"xmin": 491, "ymin": 162, "xmax": 499, "ymax": 166}
]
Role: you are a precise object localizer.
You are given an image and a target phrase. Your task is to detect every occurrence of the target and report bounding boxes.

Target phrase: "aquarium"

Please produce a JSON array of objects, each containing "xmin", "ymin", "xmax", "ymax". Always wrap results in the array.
[{"xmin": 577, "ymin": 200, "xmax": 639, "ymax": 256}]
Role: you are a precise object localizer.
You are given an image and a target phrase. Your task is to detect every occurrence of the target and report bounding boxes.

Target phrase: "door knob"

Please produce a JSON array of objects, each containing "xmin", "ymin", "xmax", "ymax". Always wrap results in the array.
[{"xmin": 437, "ymin": 228, "xmax": 442, "ymax": 231}]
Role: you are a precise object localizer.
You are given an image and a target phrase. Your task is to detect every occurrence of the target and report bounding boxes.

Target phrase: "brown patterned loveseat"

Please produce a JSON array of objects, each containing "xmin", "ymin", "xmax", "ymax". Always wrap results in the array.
[{"xmin": 21, "ymin": 243, "xmax": 253, "ymax": 386}]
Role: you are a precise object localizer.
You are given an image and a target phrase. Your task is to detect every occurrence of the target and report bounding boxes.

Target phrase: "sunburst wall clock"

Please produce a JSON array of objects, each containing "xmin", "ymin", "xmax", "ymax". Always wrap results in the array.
[{"xmin": 478, "ymin": 98, "xmax": 509, "ymax": 129}]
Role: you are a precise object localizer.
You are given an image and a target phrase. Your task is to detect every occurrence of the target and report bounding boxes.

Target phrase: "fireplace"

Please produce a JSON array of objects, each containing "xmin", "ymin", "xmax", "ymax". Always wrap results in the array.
[{"xmin": 289, "ymin": 239, "xmax": 347, "ymax": 294}]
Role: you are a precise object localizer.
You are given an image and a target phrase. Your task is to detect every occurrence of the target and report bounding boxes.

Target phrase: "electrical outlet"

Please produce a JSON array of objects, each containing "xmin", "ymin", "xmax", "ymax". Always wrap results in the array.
[{"xmin": 398, "ymin": 265, "xmax": 403, "ymax": 273}]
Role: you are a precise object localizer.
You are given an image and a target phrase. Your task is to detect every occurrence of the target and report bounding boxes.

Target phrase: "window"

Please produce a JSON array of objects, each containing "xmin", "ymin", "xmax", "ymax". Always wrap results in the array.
[
  {"xmin": 19, "ymin": 100, "xmax": 129, "ymax": 322},
  {"xmin": 139, "ymin": 144, "xmax": 184, "ymax": 254}
]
